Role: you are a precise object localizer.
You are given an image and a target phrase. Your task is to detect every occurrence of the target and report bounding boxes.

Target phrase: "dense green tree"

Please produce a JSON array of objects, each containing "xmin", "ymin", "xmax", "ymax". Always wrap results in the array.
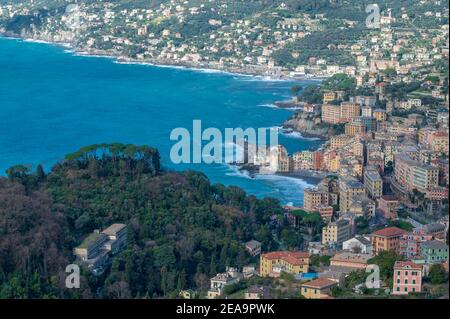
[{"xmin": 428, "ymin": 264, "xmax": 448, "ymax": 285}]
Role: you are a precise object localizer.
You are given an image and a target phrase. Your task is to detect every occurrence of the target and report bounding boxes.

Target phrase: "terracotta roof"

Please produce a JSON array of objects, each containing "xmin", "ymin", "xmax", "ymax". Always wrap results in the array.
[
  {"xmin": 301, "ymin": 278, "xmax": 337, "ymax": 289},
  {"xmin": 262, "ymin": 251, "xmax": 310, "ymax": 265},
  {"xmin": 372, "ymin": 227, "xmax": 407, "ymax": 238},
  {"xmin": 331, "ymin": 252, "xmax": 371, "ymax": 264},
  {"xmin": 394, "ymin": 261, "xmax": 422, "ymax": 270}
]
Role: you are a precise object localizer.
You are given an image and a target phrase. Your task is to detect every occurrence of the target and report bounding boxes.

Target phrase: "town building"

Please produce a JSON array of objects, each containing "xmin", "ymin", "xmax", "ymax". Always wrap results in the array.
[
  {"xmin": 339, "ymin": 177, "xmax": 366, "ymax": 212},
  {"xmin": 364, "ymin": 168, "xmax": 383, "ymax": 199},
  {"xmin": 322, "ymin": 104, "xmax": 341, "ymax": 124},
  {"xmin": 420, "ymin": 240, "xmax": 449, "ymax": 264},
  {"xmin": 371, "ymin": 227, "xmax": 407, "ymax": 255},
  {"xmin": 400, "ymin": 229, "xmax": 433, "ymax": 259},
  {"xmin": 207, "ymin": 271, "xmax": 239, "ymax": 299},
  {"xmin": 322, "ymin": 219, "xmax": 351, "ymax": 247},
  {"xmin": 245, "ymin": 240, "xmax": 262, "ymax": 257},
  {"xmin": 300, "ymin": 278, "xmax": 337, "ymax": 299},
  {"xmin": 260, "ymin": 251, "xmax": 310, "ymax": 277},
  {"xmin": 343, "ymin": 236, "xmax": 372, "ymax": 254},
  {"xmin": 329, "ymin": 252, "xmax": 371, "ymax": 269},
  {"xmin": 340, "ymin": 102, "xmax": 361, "ymax": 122},
  {"xmin": 377, "ymin": 195, "xmax": 400, "ymax": 219},
  {"xmin": 392, "ymin": 261, "xmax": 423, "ymax": 295},
  {"xmin": 244, "ymin": 286, "xmax": 268, "ymax": 299},
  {"xmin": 73, "ymin": 224, "xmax": 127, "ymax": 271},
  {"xmin": 394, "ymin": 153, "xmax": 439, "ymax": 195},
  {"xmin": 303, "ymin": 187, "xmax": 331, "ymax": 211}
]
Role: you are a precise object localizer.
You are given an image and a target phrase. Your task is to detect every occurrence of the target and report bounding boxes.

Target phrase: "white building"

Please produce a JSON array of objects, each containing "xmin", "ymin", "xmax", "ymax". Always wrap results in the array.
[{"xmin": 342, "ymin": 236, "xmax": 372, "ymax": 255}]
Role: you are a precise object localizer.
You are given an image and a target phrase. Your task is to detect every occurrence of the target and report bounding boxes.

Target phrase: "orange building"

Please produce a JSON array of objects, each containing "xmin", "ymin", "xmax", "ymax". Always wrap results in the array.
[
  {"xmin": 371, "ymin": 227, "xmax": 407, "ymax": 255},
  {"xmin": 322, "ymin": 104, "xmax": 341, "ymax": 124},
  {"xmin": 340, "ymin": 102, "xmax": 361, "ymax": 122},
  {"xmin": 373, "ymin": 109, "xmax": 387, "ymax": 122},
  {"xmin": 323, "ymin": 91, "xmax": 337, "ymax": 103},
  {"xmin": 345, "ymin": 121, "xmax": 366, "ymax": 136}
]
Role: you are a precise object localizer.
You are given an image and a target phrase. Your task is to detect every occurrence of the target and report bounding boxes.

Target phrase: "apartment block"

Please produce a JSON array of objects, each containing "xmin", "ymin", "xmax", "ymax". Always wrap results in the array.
[
  {"xmin": 371, "ymin": 227, "xmax": 407, "ymax": 255},
  {"xmin": 339, "ymin": 178, "xmax": 366, "ymax": 212},
  {"xmin": 364, "ymin": 168, "xmax": 383, "ymax": 199},
  {"xmin": 322, "ymin": 219, "xmax": 351, "ymax": 246},
  {"xmin": 322, "ymin": 104, "xmax": 341, "ymax": 124},
  {"xmin": 394, "ymin": 153, "xmax": 439, "ymax": 194}
]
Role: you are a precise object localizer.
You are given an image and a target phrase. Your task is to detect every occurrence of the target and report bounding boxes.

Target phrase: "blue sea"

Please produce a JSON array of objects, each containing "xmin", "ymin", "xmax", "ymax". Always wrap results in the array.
[{"xmin": 0, "ymin": 37, "xmax": 323, "ymax": 205}]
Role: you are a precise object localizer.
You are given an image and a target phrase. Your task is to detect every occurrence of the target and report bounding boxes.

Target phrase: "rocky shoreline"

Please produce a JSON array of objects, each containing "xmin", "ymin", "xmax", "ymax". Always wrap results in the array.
[{"xmin": 233, "ymin": 163, "xmax": 329, "ymax": 185}]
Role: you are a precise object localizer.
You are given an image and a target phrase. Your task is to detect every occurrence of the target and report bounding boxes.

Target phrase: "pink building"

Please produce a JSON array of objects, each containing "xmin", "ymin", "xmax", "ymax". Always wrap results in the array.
[
  {"xmin": 393, "ymin": 261, "xmax": 422, "ymax": 295},
  {"xmin": 400, "ymin": 229, "xmax": 433, "ymax": 258},
  {"xmin": 377, "ymin": 195, "xmax": 399, "ymax": 219}
]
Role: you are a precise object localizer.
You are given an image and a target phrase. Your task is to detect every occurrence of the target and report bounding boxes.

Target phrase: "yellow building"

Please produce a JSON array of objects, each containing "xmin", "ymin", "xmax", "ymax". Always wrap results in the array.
[
  {"xmin": 339, "ymin": 177, "xmax": 366, "ymax": 212},
  {"xmin": 364, "ymin": 168, "xmax": 383, "ymax": 199},
  {"xmin": 330, "ymin": 135, "xmax": 348, "ymax": 149},
  {"xmin": 345, "ymin": 122, "xmax": 366, "ymax": 136},
  {"xmin": 353, "ymin": 141, "xmax": 365, "ymax": 157},
  {"xmin": 260, "ymin": 251, "xmax": 310, "ymax": 277},
  {"xmin": 373, "ymin": 109, "xmax": 387, "ymax": 122},
  {"xmin": 322, "ymin": 219, "xmax": 351, "ymax": 245},
  {"xmin": 323, "ymin": 91, "xmax": 337, "ymax": 103},
  {"xmin": 301, "ymin": 278, "xmax": 337, "ymax": 299},
  {"xmin": 304, "ymin": 187, "xmax": 330, "ymax": 211}
]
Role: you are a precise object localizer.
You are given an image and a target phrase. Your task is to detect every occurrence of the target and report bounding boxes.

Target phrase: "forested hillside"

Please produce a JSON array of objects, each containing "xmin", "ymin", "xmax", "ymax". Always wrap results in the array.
[{"xmin": 0, "ymin": 144, "xmax": 294, "ymax": 299}]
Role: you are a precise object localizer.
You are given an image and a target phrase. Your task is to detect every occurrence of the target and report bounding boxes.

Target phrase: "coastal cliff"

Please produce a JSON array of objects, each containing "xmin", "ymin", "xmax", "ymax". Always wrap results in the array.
[{"xmin": 282, "ymin": 111, "xmax": 340, "ymax": 139}]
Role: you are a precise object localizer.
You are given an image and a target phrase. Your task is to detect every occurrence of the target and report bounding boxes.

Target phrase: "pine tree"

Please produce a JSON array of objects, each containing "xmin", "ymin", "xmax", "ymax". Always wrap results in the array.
[{"xmin": 36, "ymin": 164, "xmax": 45, "ymax": 181}]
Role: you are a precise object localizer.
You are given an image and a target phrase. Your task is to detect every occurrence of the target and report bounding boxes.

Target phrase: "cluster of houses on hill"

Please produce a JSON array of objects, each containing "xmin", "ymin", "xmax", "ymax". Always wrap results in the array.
[{"xmin": 197, "ymin": 221, "xmax": 448, "ymax": 299}]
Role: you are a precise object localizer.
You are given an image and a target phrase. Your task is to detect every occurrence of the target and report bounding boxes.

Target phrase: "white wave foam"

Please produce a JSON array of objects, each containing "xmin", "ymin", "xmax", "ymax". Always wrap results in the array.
[
  {"xmin": 254, "ymin": 173, "xmax": 314, "ymax": 189},
  {"xmin": 224, "ymin": 165, "xmax": 252, "ymax": 179},
  {"xmin": 259, "ymin": 103, "xmax": 279, "ymax": 109},
  {"xmin": 23, "ymin": 38, "xmax": 52, "ymax": 44},
  {"xmin": 280, "ymin": 128, "xmax": 321, "ymax": 141}
]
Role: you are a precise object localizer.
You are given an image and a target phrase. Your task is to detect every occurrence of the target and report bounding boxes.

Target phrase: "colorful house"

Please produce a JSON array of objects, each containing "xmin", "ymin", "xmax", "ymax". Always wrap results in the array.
[
  {"xmin": 392, "ymin": 261, "xmax": 422, "ymax": 295},
  {"xmin": 400, "ymin": 229, "xmax": 433, "ymax": 258},
  {"xmin": 420, "ymin": 240, "xmax": 449, "ymax": 264},
  {"xmin": 260, "ymin": 251, "xmax": 310, "ymax": 277},
  {"xmin": 371, "ymin": 227, "xmax": 407, "ymax": 255},
  {"xmin": 301, "ymin": 278, "xmax": 337, "ymax": 299}
]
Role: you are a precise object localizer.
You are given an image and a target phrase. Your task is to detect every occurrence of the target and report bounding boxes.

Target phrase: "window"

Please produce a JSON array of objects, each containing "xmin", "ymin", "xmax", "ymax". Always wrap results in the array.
[
  {"xmin": 397, "ymin": 287, "xmax": 400, "ymax": 291},
  {"xmin": 412, "ymin": 280, "xmax": 416, "ymax": 284}
]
